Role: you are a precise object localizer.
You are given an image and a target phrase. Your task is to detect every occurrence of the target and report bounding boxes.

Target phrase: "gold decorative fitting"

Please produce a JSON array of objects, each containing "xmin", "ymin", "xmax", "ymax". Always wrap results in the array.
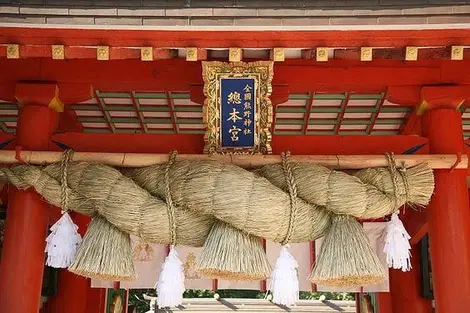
[
  {"xmin": 97, "ymin": 46, "xmax": 109, "ymax": 61},
  {"xmin": 6, "ymin": 44, "xmax": 19, "ymax": 59},
  {"xmin": 186, "ymin": 47, "xmax": 198, "ymax": 61},
  {"xmin": 271, "ymin": 48, "xmax": 285, "ymax": 62},
  {"xmin": 316, "ymin": 47, "xmax": 328, "ymax": 62},
  {"xmin": 406, "ymin": 46, "xmax": 418, "ymax": 61},
  {"xmin": 229, "ymin": 48, "xmax": 242, "ymax": 62},
  {"xmin": 202, "ymin": 61, "xmax": 274, "ymax": 155},
  {"xmin": 361, "ymin": 47, "xmax": 373, "ymax": 61},
  {"xmin": 451, "ymin": 46, "xmax": 464, "ymax": 60},
  {"xmin": 141, "ymin": 47, "xmax": 153, "ymax": 61},
  {"xmin": 52, "ymin": 45, "xmax": 65, "ymax": 60}
]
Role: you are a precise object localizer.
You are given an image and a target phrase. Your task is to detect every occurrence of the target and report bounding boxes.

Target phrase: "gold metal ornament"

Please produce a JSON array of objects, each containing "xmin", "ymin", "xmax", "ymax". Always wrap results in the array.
[
  {"xmin": 316, "ymin": 47, "xmax": 328, "ymax": 62},
  {"xmin": 202, "ymin": 61, "xmax": 273, "ymax": 155},
  {"xmin": 52, "ymin": 45, "xmax": 65, "ymax": 60},
  {"xmin": 361, "ymin": 47, "xmax": 373, "ymax": 61},
  {"xmin": 271, "ymin": 48, "xmax": 285, "ymax": 62},
  {"xmin": 97, "ymin": 46, "xmax": 110, "ymax": 61},
  {"xmin": 141, "ymin": 47, "xmax": 153, "ymax": 61},
  {"xmin": 451, "ymin": 46, "xmax": 464, "ymax": 60},
  {"xmin": 406, "ymin": 46, "xmax": 418, "ymax": 61},
  {"xmin": 6, "ymin": 44, "xmax": 19, "ymax": 59},
  {"xmin": 229, "ymin": 48, "xmax": 242, "ymax": 62},
  {"xmin": 186, "ymin": 47, "xmax": 198, "ymax": 61}
]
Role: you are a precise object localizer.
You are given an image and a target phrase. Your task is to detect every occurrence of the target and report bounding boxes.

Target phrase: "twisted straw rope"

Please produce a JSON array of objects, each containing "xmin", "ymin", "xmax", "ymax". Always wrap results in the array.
[
  {"xmin": 164, "ymin": 151, "xmax": 178, "ymax": 245},
  {"xmin": 281, "ymin": 151, "xmax": 298, "ymax": 245},
  {"xmin": 385, "ymin": 152, "xmax": 409, "ymax": 211},
  {"xmin": 60, "ymin": 149, "xmax": 73, "ymax": 212}
]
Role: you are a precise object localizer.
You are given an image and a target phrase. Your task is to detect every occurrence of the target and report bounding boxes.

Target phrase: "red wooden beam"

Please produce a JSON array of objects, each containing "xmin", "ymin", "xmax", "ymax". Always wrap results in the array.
[
  {"xmin": 4, "ymin": 28, "xmax": 470, "ymax": 48},
  {"xmin": 50, "ymin": 132, "xmax": 429, "ymax": 155},
  {"xmin": 0, "ymin": 58, "xmax": 454, "ymax": 93}
]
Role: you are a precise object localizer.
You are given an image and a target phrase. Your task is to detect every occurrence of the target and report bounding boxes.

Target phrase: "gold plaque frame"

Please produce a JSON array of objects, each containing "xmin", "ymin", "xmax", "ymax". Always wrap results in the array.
[{"xmin": 202, "ymin": 61, "xmax": 273, "ymax": 154}]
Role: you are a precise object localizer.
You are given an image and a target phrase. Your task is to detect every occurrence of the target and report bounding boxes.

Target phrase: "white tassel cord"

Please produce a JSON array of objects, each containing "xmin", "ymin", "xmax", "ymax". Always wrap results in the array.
[
  {"xmin": 269, "ymin": 245, "xmax": 299, "ymax": 306},
  {"xmin": 45, "ymin": 211, "xmax": 82, "ymax": 268},
  {"xmin": 155, "ymin": 246, "xmax": 185, "ymax": 308},
  {"xmin": 384, "ymin": 212, "xmax": 412, "ymax": 272}
]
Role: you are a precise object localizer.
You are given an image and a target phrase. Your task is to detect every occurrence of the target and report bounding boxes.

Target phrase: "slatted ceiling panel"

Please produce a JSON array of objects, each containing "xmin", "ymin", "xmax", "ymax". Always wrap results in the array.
[
  {"xmin": 147, "ymin": 124, "xmax": 174, "ymax": 130},
  {"xmin": 377, "ymin": 112, "xmax": 407, "ymax": 119},
  {"xmin": 75, "ymin": 110, "xmax": 103, "ymax": 117},
  {"xmin": 276, "ymin": 124, "xmax": 302, "ymax": 130},
  {"xmin": 82, "ymin": 122, "xmax": 108, "ymax": 129},
  {"xmin": 281, "ymin": 99, "xmax": 308, "ymax": 107},
  {"xmin": 307, "ymin": 124, "xmax": 335, "ymax": 130},
  {"xmin": 0, "ymin": 100, "xmax": 18, "ymax": 133},
  {"xmin": 309, "ymin": 112, "xmax": 338, "ymax": 119},
  {"xmin": 0, "ymin": 90, "xmax": 427, "ymax": 137},
  {"xmin": 0, "ymin": 109, "xmax": 18, "ymax": 116},
  {"xmin": 276, "ymin": 112, "xmax": 304, "ymax": 119},
  {"xmin": 144, "ymin": 111, "xmax": 172, "ymax": 118},
  {"xmin": 340, "ymin": 124, "xmax": 368, "ymax": 130},
  {"xmin": 175, "ymin": 112, "xmax": 203, "ymax": 118},
  {"xmin": 374, "ymin": 124, "xmax": 401, "ymax": 130},
  {"xmin": 311, "ymin": 99, "xmax": 343, "ymax": 106},
  {"xmin": 137, "ymin": 98, "xmax": 168, "ymax": 105}
]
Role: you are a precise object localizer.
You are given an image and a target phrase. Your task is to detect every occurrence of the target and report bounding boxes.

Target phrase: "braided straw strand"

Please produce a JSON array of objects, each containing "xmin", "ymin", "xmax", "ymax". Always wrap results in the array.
[
  {"xmin": 281, "ymin": 151, "xmax": 298, "ymax": 245},
  {"xmin": 165, "ymin": 151, "xmax": 178, "ymax": 245},
  {"xmin": 60, "ymin": 149, "xmax": 74, "ymax": 212}
]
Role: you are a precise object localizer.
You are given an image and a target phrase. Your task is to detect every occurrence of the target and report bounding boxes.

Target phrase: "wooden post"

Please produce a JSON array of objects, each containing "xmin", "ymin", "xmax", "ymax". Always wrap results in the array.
[
  {"xmin": 389, "ymin": 245, "xmax": 432, "ymax": 313},
  {"xmin": 421, "ymin": 91, "xmax": 470, "ymax": 313},
  {"xmin": 0, "ymin": 83, "xmax": 60, "ymax": 313}
]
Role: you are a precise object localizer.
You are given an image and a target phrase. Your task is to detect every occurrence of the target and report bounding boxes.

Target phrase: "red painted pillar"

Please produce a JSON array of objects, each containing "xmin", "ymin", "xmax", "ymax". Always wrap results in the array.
[
  {"xmin": 43, "ymin": 212, "xmax": 92, "ymax": 313},
  {"xmin": 420, "ymin": 86, "xmax": 470, "ymax": 313},
  {"xmin": 375, "ymin": 292, "xmax": 393, "ymax": 313},
  {"xmin": 0, "ymin": 83, "xmax": 60, "ymax": 313},
  {"xmin": 389, "ymin": 245, "xmax": 432, "ymax": 313}
]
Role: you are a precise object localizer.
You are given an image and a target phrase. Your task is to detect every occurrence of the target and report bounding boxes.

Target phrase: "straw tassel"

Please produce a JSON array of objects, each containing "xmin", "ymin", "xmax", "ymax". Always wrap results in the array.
[
  {"xmin": 384, "ymin": 212, "xmax": 412, "ymax": 272},
  {"xmin": 45, "ymin": 211, "xmax": 81, "ymax": 268},
  {"xmin": 45, "ymin": 149, "xmax": 82, "ymax": 268},
  {"xmin": 269, "ymin": 245, "xmax": 299, "ymax": 306},
  {"xmin": 155, "ymin": 151, "xmax": 185, "ymax": 308},
  {"xmin": 156, "ymin": 246, "xmax": 185, "ymax": 308}
]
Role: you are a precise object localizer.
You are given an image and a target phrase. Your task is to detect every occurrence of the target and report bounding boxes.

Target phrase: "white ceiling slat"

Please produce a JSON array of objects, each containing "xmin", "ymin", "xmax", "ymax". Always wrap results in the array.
[
  {"xmin": 312, "ymin": 99, "xmax": 342, "ymax": 106},
  {"xmin": 347, "ymin": 99, "xmax": 377, "ymax": 107},
  {"xmin": 374, "ymin": 124, "xmax": 401, "ymax": 130},
  {"xmin": 138, "ymin": 98, "xmax": 168, "ymax": 105}
]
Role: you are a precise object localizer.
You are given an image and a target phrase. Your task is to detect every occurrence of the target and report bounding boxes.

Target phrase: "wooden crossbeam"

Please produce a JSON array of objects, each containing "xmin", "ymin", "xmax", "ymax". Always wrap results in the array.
[{"xmin": 0, "ymin": 151, "xmax": 465, "ymax": 169}]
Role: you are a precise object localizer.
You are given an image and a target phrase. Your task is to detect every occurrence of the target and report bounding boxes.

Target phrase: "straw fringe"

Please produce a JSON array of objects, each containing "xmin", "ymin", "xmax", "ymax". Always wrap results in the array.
[
  {"xmin": 309, "ymin": 215, "xmax": 386, "ymax": 287},
  {"xmin": 197, "ymin": 220, "xmax": 272, "ymax": 280},
  {"xmin": 68, "ymin": 215, "xmax": 136, "ymax": 281}
]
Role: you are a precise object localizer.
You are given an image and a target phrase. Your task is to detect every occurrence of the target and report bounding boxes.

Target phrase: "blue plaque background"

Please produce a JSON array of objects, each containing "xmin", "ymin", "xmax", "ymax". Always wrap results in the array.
[{"xmin": 220, "ymin": 78, "xmax": 256, "ymax": 148}]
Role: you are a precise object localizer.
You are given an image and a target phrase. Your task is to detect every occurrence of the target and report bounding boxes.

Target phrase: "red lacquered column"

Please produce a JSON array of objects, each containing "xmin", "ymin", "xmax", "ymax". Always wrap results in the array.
[
  {"xmin": 0, "ymin": 83, "xmax": 60, "ymax": 313},
  {"xmin": 420, "ymin": 87, "xmax": 470, "ymax": 313}
]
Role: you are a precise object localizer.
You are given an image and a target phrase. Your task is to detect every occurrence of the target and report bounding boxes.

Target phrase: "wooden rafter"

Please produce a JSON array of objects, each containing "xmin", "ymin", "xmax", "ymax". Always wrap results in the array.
[
  {"xmin": 94, "ymin": 91, "xmax": 115, "ymax": 133},
  {"xmin": 334, "ymin": 93, "xmax": 349, "ymax": 135},
  {"xmin": 302, "ymin": 92, "xmax": 314, "ymax": 135},
  {"xmin": 130, "ymin": 92, "xmax": 148, "ymax": 134},
  {"xmin": 366, "ymin": 92, "xmax": 386, "ymax": 134},
  {"xmin": 166, "ymin": 92, "xmax": 179, "ymax": 134}
]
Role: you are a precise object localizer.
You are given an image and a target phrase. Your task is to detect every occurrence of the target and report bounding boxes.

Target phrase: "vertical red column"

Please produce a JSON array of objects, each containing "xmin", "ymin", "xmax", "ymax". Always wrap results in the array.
[
  {"xmin": 0, "ymin": 83, "xmax": 60, "ymax": 313},
  {"xmin": 389, "ymin": 245, "xmax": 432, "ymax": 313},
  {"xmin": 420, "ymin": 87, "xmax": 470, "ymax": 313}
]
